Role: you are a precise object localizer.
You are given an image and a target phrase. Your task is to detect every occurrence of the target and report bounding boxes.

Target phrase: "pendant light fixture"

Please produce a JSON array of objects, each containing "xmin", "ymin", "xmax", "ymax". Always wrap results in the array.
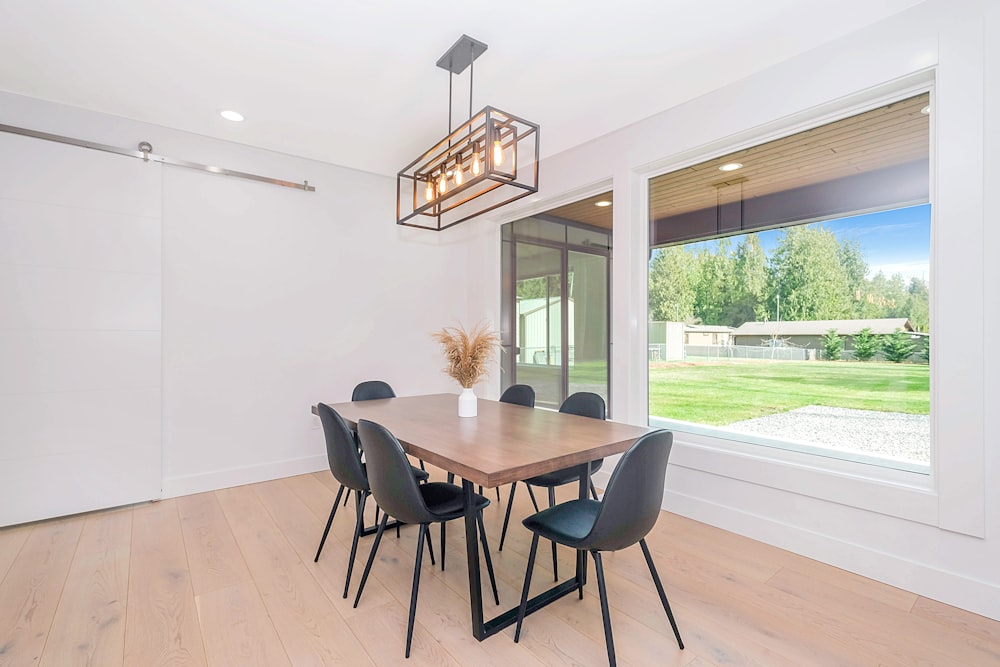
[{"xmin": 396, "ymin": 35, "xmax": 540, "ymax": 231}]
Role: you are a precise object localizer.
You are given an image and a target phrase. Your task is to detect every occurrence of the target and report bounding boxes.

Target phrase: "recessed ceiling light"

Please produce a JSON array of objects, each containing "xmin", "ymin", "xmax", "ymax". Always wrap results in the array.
[
  {"xmin": 920, "ymin": 105, "xmax": 931, "ymax": 115},
  {"xmin": 220, "ymin": 110, "xmax": 245, "ymax": 122},
  {"xmin": 594, "ymin": 200, "xmax": 612, "ymax": 207},
  {"xmin": 718, "ymin": 162, "xmax": 743, "ymax": 172}
]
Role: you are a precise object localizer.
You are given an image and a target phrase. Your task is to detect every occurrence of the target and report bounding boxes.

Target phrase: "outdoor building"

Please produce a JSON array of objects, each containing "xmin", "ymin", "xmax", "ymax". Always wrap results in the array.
[
  {"xmin": 683, "ymin": 324, "xmax": 735, "ymax": 346},
  {"xmin": 517, "ymin": 297, "xmax": 574, "ymax": 365},
  {"xmin": 732, "ymin": 317, "xmax": 915, "ymax": 349}
]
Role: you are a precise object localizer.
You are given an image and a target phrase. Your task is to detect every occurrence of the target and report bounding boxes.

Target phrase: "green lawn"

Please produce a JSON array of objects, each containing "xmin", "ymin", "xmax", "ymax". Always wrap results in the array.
[{"xmin": 649, "ymin": 360, "xmax": 929, "ymax": 425}]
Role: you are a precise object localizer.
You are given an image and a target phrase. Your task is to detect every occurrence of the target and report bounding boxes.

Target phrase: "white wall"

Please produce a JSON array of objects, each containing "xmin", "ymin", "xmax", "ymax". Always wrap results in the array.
[
  {"xmin": 465, "ymin": 0, "xmax": 1000, "ymax": 620},
  {"xmin": 0, "ymin": 91, "xmax": 489, "ymax": 507}
]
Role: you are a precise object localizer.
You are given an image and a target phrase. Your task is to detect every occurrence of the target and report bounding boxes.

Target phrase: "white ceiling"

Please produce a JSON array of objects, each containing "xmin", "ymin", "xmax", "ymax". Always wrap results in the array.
[{"xmin": 0, "ymin": 0, "xmax": 925, "ymax": 177}]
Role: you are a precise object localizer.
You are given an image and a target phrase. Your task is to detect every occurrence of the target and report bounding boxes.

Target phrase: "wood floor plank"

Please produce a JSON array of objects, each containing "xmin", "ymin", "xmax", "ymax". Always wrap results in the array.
[
  {"xmin": 0, "ymin": 515, "xmax": 84, "ymax": 666},
  {"xmin": 176, "ymin": 492, "xmax": 252, "ymax": 596},
  {"xmin": 345, "ymin": 601, "xmax": 462, "ymax": 667},
  {"xmin": 910, "ymin": 595, "xmax": 1000, "ymax": 647},
  {"xmin": 766, "ymin": 566, "xmax": 1000, "ymax": 665},
  {"xmin": 9, "ymin": 473, "xmax": 1000, "ymax": 667},
  {"xmin": 195, "ymin": 581, "xmax": 291, "ymax": 667},
  {"xmin": 215, "ymin": 485, "xmax": 375, "ymax": 666},
  {"xmin": 124, "ymin": 499, "xmax": 208, "ymax": 666},
  {"xmin": 39, "ymin": 508, "xmax": 132, "ymax": 667},
  {"xmin": 255, "ymin": 477, "xmax": 397, "ymax": 617},
  {"xmin": 0, "ymin": 524, "xmax": 31, "ymax": 588}
]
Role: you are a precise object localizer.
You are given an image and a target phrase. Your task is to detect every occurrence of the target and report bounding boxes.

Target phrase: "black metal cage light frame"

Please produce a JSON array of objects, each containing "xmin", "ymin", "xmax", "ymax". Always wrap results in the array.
[{"xmin": 396, "ymin": 35, "xmax": 540, "ymax": 231}]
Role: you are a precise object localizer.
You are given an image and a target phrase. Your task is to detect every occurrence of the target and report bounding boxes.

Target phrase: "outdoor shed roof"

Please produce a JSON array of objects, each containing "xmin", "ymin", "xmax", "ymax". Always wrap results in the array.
[{"xmin": 731, "ymin": 318, "xmax": 913, "ymax": 337}]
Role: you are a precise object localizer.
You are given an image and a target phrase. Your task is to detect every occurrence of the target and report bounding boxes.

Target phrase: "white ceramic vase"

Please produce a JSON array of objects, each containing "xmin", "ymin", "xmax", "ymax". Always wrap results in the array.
[{"xmin": 458, "ymin": 387, "xmax": 477, "ymax": 417}]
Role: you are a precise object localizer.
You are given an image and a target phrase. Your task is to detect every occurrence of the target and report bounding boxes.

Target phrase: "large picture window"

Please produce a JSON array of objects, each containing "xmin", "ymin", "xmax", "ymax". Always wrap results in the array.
[{"xmin": 647, "ymin": 93, "xmax": 931, "ymax": 472}]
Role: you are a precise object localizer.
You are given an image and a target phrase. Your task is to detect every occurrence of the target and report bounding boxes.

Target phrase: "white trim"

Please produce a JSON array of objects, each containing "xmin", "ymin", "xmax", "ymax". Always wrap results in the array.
[
  {"xmin": 161, "ymin": 453, "xmax": 327, "ymax": 499},
  {"xmin": 662, "ymin": 486, "xmax": 1000, "ymax": 622}
]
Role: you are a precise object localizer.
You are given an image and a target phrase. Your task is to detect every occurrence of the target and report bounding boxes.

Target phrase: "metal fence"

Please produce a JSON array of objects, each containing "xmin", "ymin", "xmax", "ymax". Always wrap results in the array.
[{"xmin": 649, "ymin": 344, "xmax": 809, "ymax": 362}]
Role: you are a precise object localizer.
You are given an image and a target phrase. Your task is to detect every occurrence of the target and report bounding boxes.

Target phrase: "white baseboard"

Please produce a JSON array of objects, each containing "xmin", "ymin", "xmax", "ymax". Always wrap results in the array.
[
  {"xmin": 161, "ymin": 454, "xmax": 328, "ymax": 499},
  {"xmin": 662, "ymin": 487, "xmax": 1000, "ymax": 622}
]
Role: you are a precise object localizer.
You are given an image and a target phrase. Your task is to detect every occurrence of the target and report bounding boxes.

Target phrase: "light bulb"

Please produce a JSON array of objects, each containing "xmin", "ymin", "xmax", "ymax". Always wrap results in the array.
[
  {"xmin": 438, "ymin": 175, "xmax": 446, "ymax": 194},
  {"xmin": 425, "ymin": 179, "xmax": 434, "ymax": 202},
  {"xmin": 454, "ymin": 155, "xmax": 464, "ymax": 185},
  {"xmin": 472, "ymin": 143, "xmax": 481, "ymax": 175},
  {"xmin": 493, "ymin": 136, "xmax": 504, "ymax": 167}
]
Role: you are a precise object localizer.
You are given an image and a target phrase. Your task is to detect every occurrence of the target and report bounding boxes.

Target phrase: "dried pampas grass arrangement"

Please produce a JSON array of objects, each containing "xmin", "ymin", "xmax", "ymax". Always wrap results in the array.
[{"xmin": 432, "ymin": 321, "xmax": 500, "ymax": 388}]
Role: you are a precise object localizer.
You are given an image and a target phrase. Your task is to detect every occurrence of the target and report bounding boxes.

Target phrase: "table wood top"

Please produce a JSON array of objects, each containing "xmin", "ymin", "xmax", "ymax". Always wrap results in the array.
[{"xmin": 314, "ymin": 393, "xmax": 657, "ymax": 488}]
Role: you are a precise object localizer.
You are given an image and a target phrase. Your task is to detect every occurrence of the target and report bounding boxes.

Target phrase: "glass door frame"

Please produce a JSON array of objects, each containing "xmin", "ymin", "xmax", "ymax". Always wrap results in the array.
[{"xmin": 501, "ymin": 219, "xmax": 612, "ymax": 414}]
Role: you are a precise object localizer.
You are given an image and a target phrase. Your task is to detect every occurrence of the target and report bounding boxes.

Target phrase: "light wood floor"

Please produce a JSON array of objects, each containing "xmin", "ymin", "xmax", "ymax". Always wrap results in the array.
[{"xmin": 2, "ymin": 466, "xmax": 1000, "ymax": 666}]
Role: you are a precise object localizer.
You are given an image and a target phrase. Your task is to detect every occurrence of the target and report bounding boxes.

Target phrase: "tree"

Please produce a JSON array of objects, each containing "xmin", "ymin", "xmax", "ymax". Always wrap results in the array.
[
  {"xmin": 852, "ymin": 327, "xmax": 879, "ymax": 361},
  {"xmin": 882, "ymin": 328, "xmax": 916, "ymax": 363},
  {"xmin": 838, "ymin": 239, "xmax": 869, "ymax": 318},
  {"xmin": 726, "ymin": 233, "xmax": 769, "ymax": 325},
  {"xmin": 648, "ymin": 247, "xmax": 698, "ymax": 322},
  {"xmin": 822, "ymin": 329, "xmax": 844, "ymax": 361},
  {"xmin": 692, "ymin": 238, "xmax": 737, "ymax": 325},
  {"xmin": 769, "ymin": 226, "xmax": 854, "ymax": 321},
  {"xmin": 906, "ymin": 277, "xmax": 930, "ymax": 332}
]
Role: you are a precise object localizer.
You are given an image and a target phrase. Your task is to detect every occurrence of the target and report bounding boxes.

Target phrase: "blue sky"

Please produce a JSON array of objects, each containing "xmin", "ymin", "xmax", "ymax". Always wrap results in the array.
[{"xmin": 684, "ymin": 204, "xmax": 931, "ymax": 282}]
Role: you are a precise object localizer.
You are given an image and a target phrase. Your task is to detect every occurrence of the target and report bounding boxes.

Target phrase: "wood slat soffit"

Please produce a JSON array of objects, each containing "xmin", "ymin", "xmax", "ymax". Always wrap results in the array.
[{"xmin": 650, "ymin": 93, "xmax": 930, "ymax": 246}]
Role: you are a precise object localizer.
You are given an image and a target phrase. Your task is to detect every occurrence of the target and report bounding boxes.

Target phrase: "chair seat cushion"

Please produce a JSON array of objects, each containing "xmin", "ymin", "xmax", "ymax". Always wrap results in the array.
[
  {"xmin": 420, "ymin": 482, "xmax": 489, "ymax": 521},
  {"xmin": 522, "ymin": 498, "xmax": 601, "ymax": 548},
  {"xmin": 525, "ymin": 460, "xmax": 603, "ymax": 487}
]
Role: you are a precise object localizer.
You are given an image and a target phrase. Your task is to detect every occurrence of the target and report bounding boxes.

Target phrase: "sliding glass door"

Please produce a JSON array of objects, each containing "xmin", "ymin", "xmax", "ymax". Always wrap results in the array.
[{"xmin": 501, "ymin": 217, "xmax": 610, "ymax": 411}]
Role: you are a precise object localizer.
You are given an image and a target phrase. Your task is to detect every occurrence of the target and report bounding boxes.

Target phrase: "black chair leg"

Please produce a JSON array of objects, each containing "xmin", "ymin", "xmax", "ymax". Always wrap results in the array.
[
  {"xmin": 548, "ymin": 487, "xmax": 558, "ymax": 582},
  {"xmin": 424, "ymin": 524, "xmax": 436, "ymax": 566},
  {"xmin": 589, "ymin": 477, "xmax": 599, "ymax": 500},
  {"xmin": 640, "ymin": 538, "xmax": 684, "ymax": 650},
  {"xmin": 526, "ymin": 484, "xmax": 541, "ymax": 512},
  {"xmin": 314, "ymin": 483, "xmax": 344, "ymax": 562},
  {"xmin": 405, "ymin": 522, "xmax": 427, "ymax": 658},
  {"xmin": 343, "ymin": 490, "xmax": 366, "ymax": 598},
  {"xmin": 447, "ymin": 472, "xmax": 455, "ymax": 484},
  {"xmin": 419, "ymin": 459, "xmax": 426, "ymax": 472},
  {"xmin": 440, "ymin": 521, "xmax": 446, "ymax": 571},
  {"xmin": 343, "ymin": 489, "xmax": 351, "ymax": 507},
  {"xmin": 592, "ymin": 551, "xmax": 617, "ymax": 667},
  {"xmin": 495, "ymin": 486, "xmax": 501, "ymax": 502},
  {"xmin": 352, "ymin": 512, "xmax": 390, "ymax": 608},
  {"xmin": 514, "ymin": 532, "xmax": 540, "ymax": 643},
  {"xmin": 499, "ymin": 482, "xmax": 517, "ymax": 551},
  {"xmin": 476, "ymin": 511, "xmax": 500, "ymax": 605}
]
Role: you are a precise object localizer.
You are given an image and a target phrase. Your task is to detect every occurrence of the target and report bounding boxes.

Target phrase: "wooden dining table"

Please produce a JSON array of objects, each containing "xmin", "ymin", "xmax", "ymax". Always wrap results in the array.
[{"xmin": 314, "ymin": 392, "xmax": 656, "ymax": 641}]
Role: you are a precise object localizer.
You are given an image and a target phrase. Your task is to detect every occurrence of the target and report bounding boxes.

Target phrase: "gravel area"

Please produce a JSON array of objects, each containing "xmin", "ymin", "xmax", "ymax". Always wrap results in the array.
[{"xmin": 726, "ymin": 405, "xmax": 929, "ymax": 464}]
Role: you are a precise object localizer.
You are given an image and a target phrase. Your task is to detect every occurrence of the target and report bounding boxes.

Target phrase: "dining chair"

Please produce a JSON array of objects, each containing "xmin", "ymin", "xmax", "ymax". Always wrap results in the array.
[
  {"xmin": 514, "ymin": 429, "xmax": 684, "ymax": 666},
  {"xmin": 499, "ymin": 391, "xmax": 606, "ymax": 581},
  {"xmin": 447, "ymin": 383, "xmax": 536, "ymax": 503},
  {"xmin": 353, "ymin": 418, "xmax": 500, "ymax": 658},
  {"xmin": 313, "ymin": 403, "xmax": 429, "ymax": 598},
  {"xmin": 353, "ymin": 379, "xmax": 427, "ymax": 475}
]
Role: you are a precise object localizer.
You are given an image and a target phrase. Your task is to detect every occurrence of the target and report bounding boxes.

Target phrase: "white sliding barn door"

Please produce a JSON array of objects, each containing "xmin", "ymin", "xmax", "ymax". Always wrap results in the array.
[{"xmin": 0, "ymin": 132, "xmax": 162, "ymax": 526}]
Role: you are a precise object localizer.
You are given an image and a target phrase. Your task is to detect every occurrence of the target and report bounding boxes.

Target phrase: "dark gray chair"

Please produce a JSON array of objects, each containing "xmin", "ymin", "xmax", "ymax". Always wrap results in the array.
[
  {"xmin": 353, "ymin": 419, "xmax": 500, "ymax": 659},
  {"xmin": 353, "ymin": 379, "xmax": 427, "ymax": 476},
  {"xmin": 313, "ymin": 403, "xmax": 428, "ymax": 599},
  {"xmin": 499, "ymin": 391, "xmax": 605, "ymax": 581},
  {"xmin": 514, "ymin": 429, "xmax": 683, "ymax": 666}
]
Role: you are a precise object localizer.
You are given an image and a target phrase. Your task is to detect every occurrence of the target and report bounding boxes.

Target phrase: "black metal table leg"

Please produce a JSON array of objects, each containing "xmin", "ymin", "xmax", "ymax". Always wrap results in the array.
[{"xmin": 463, "ymin": 479, "xmax": 486, "ymax": 640}]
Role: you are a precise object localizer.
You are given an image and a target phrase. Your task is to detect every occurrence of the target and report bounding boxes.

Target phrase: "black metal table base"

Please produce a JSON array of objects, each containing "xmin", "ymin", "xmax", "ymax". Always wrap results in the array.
[{"xmin": 463, "ymin": 462, "xmax": 591, "ymax": 641}]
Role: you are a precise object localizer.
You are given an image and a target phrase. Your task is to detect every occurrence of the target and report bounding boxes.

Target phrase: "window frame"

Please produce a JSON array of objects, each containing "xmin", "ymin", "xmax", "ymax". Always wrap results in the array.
[{"xmin": 639, "ymin": 77, "xmax": 948, "ymax": 528}]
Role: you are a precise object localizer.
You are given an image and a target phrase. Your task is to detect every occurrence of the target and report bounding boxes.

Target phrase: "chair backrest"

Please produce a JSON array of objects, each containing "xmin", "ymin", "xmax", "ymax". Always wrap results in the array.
[
  {"xmin": 584, "ymin": 430, "xmax": 673, "ymax": 552},
  {"xmin": 357, "ymin": 419, "xmax": 436, "ymax": 526},
  {"xmin": 316, "ymin": 403, "xmax": 369, "ymax": 492},
  {"xmin": 499, "ymin": 384, "xmax": 535, "ymax": 408},
  {"xmin": 559, "ymin": 392, "xmax": 606, "ymax": 420},
  {"xmin": 352, "ymin": 380, "xmax": 396, "ymax": 401}
]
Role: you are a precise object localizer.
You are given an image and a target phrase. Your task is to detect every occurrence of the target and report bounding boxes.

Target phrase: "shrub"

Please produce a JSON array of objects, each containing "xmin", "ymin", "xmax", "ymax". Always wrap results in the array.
[
  {"xmin": 883, "ymin": 328, "xmax": 917, "ymax": 363},
  {"xmin": 852, "ymin": 327, "xmax": 880, "ymax": 362},
  {"xmin": 822, "ymin": 328, "xmax": 844, "ymax": 361}
]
